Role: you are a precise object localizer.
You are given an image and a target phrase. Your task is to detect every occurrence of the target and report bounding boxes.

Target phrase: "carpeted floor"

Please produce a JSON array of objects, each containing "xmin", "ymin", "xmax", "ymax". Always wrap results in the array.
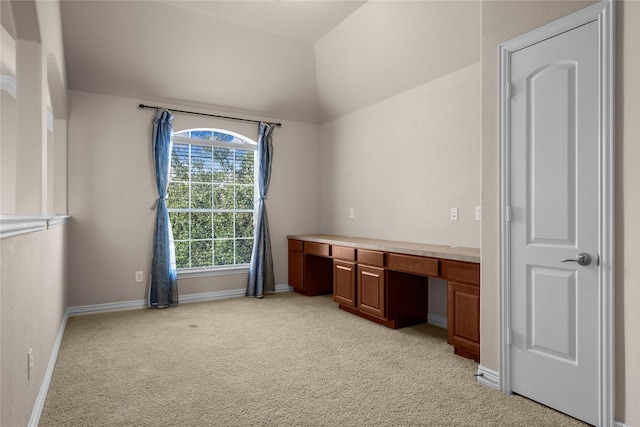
[{"xmin": 39, "ymin": 292, "xmax": 587, "ymax": 426}]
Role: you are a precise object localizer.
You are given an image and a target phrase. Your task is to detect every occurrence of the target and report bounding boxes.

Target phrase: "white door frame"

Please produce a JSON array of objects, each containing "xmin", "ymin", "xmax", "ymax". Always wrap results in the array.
[{"xmin": 498, "ymin": 1, "xmax": 615, "ymax": 425}]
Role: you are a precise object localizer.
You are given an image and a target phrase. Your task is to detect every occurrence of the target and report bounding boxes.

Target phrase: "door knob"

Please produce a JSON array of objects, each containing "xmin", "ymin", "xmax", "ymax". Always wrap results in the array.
[{"xmin": 561, "ymin": 253, "xmax": 592, "ymax": 266}]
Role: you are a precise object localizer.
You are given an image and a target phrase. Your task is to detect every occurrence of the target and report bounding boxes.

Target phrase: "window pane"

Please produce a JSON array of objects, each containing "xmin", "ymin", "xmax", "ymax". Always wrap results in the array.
[
  {"xmin": 171, "ymin": 144, "xmax": 190, "ymax": 181},
  {"xmin": 214, "ymin": 239, "xmax": 234, "ymax": 266},
  {"xmin": 191, "ymin": 145, "xmax": 212, "ymax": 182},
  {"xmin": 214, "ymin": 212, "xmax": 234, "ymax": 239},
  {"xmin": 235, "ymin": 212, "xmax": 254, "ymax": 238},
  {"xmin": 191, "ymin": 183, "xmax": 212, "ymax": 209},
  {"xmin": 214, "ymin": 184, "xmax": 234, "ymax": 209},
  {"xmin": 191, "ymin": 240, "xmax": 213, "ymax": 267},
  {"xmin": 174, "ymin": 241, "xmax": 190, "ymax": 269},
  {"xmin": 169, "ymin": 130, "xmax": 257, "ymax": 270},
  {"xmin": 190, "ymin": 130, "xmax": 213, "ymax": 140},
  {"xmin": 191, "ymin": 212, "xmax": 212, "ymax": 240},
  {"xmin": 170, "ymin": 212, "xmax": 190, "ymax": 240},
  {"xmin": 236, "ymin": 185, "xmax": 254, "ymax": 209},
  {"xmin": 167, "ymin": 182, "xmax": 189, "ymax": 209},
  {"xmin": 235, "ymin": 150, "xmax": 254, "ymax": 184},
  {"xmin": 236, "ymin": 238, "xmax": 253, "ymax": 264},
  {"xmin": 214, "ymin": 147, "xmax": 234, "ymax": 183},
  {"xmin": 213, "ymin": 131, "xmax": 234, "ymax": 142}
]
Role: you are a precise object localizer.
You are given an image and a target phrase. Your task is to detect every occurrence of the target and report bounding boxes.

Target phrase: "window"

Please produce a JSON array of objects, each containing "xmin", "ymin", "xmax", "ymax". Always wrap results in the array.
[{"xmin": 167, "ymin": 129, "xmax": 257, "ymax": 272}]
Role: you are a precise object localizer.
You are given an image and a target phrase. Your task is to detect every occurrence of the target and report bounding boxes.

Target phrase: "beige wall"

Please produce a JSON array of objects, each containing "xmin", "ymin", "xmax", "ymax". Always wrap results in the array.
[
  {"xmin": 0, "ymin": 1, "xmax": 69, "ymax": 425},
  {"xmin": 67, "ymin": 90, "xmax": 322, "ymax": 307},
  {"xmin": 319, "ymin": 62, "xmax": 480, "ymax": 324},
  {"xmin": 0, "ymin": 226, "xmax": 68, "ymax": 426},
  {"xmin": 481, "ymin": 1, "xmax": 640, "ymax": 425},
  {"xmin": 314, "ymin": 0, "xmax": 481, "ymax": 122},
  {"xmin": 614, "ymin": 2, "xmax": 640, "ymax": 424},
  {"xmin": 320, "ymin": 63, "xmax": 481, "ymax": 248}
]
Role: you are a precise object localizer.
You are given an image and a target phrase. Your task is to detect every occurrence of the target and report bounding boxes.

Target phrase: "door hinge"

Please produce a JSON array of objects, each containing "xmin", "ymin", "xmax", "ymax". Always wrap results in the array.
[
  {"xmin": 506, "ymin": 82, "xmax": 514, "ymax": 99},
  {"xmin": 506, "ymin": 206, "xmax": 512, "ymax": 222},
  {"xmin": 507, "ymin": 328, "xmax": 513, "ymax": 345}
]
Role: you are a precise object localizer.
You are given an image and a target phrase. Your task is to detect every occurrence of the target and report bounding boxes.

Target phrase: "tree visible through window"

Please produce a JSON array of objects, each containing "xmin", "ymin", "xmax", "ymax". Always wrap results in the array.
[{"xmin": 167, "ymin": 129, "xmax": 256, "ymax": 269}]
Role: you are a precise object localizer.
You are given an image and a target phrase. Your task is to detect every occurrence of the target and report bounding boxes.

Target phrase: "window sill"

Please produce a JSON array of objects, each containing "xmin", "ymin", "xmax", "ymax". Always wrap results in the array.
[{"xmin": 177, "ymin": 265, "xmax": 250, "ymax": 279}]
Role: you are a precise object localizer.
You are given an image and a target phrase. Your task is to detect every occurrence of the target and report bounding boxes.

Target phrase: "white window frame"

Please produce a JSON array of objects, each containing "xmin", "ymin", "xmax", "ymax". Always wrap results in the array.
[{"xmin": 169, "ymin": 128, "xmax": 258, "ymax": 278}]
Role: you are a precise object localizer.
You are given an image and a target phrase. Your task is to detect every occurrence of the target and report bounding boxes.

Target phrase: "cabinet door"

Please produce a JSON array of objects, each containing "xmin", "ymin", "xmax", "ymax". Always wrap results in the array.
[
  {"xmin": 333, "ymin": 260, "xmax": 356, "ymax": 307},
  {"xmin": 288, "ymin": 240, "xmax": 304, "ymax": 291},
  {"xmin": 357, "ymin": 265, "xmax": 386, "ymax": 319},
  {"xmin": 447, "ymin": 281, "xmax": 480, "ymax": 361}
]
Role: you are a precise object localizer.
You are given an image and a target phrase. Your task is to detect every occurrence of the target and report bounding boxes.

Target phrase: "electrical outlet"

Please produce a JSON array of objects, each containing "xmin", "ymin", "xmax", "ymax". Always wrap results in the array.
[
  {"xmin": 475, "ymin": 206, "xmax": 481, "ymax": 221},
  {"xmin": 450, "ymin": 207, "xmax": 459, "ymax": 221},
  {"xmin": 135, "ymin": 271, "xmax": 144, "ymax": 283},
  {"xmin": 349, "ymin": 208, "xmax": 355, "ymax": 219},
  {"xmin": 27, "ymin": 349, "xmax": 34, "ymax": 380}
]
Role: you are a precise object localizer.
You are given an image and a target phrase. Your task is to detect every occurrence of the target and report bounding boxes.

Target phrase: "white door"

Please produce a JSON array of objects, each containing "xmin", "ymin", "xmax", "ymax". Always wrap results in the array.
[{"xmin": 509, "ymin": 20, "xmax": 601, "ymax": 425}]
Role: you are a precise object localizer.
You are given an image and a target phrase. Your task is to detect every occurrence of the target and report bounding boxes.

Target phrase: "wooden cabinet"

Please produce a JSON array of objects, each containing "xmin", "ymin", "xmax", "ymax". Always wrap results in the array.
[
  {"xmin": 357, "ymin": 264, "xmax": 386, "ymax": 319},
  {"xmin": 387, "ymin": 253, "xmax": 439, "ymax": 277},
  {"xmin": 333, "ymin": 260, "xmax": 356, "ymax": 307},
  {"xmin": 288, "ymin": 240, "xmax": 304, "ymax": 291},
  {"xmin": 333, "ymin": 246, "xmax": 356, "ymax": 307},
  {"xmin": 446, "ymin": 261, "xmax": 480, "ymax": 362},
  {"xmin": 288, "ymin": 236, "xmax": 481, "ymax": 362}
]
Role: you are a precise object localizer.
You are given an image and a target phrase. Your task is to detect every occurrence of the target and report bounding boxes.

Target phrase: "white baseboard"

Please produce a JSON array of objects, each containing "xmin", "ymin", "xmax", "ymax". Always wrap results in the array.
[
  {"xmin": 68, "ymin": 298, "xmax": 146, "ymax": 315},
  {"xmin": 427, "ymin": 313, "xmax": 447, "ymax": 329},
  {"xmin": 69, "ymin": 285, "xmax": 294, "ymax": 315},
  {"xmin": 28, "ymin": 309, "xmax": 69, "ymax": 427},
  {"xmin": 275, "ymin": 284, "xmax": 294, "ymax": 293},
  {"xmin": 476, "ymin": 365, "xmax": 500, "ymax": 390}
]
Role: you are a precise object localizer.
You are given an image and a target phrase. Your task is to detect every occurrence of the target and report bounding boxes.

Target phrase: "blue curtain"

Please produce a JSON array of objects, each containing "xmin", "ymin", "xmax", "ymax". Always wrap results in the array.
[
  {"xmin": 149, "ymin": 108, "xmax": 178, "ymax": 308},
  {"xmin": 246, "ymin": 122, "xmax": 275, "ymax": 298}
]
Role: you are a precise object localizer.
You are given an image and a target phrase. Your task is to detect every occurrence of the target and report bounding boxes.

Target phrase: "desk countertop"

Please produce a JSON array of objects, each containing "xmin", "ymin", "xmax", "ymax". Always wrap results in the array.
[{"xmin": 287, "ymin": 234, "xmax": 480, "ymax": 264}]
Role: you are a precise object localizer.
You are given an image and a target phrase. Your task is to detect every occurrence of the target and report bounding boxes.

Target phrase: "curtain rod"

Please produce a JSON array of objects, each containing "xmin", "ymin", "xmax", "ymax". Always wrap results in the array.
[{"xmin": 138, "ymin": 104, "xmax": 282, "ymax": 127}]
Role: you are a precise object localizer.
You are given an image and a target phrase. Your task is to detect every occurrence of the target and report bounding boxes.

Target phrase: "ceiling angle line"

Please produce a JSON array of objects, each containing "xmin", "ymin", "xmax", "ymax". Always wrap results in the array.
[{"xmin": 137, "ymin": 104, "xmax": 282, "ymax": 127}]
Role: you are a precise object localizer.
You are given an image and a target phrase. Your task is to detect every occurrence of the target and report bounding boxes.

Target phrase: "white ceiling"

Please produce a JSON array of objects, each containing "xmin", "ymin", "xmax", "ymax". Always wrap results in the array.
[
  {"xmin": 60, "ymin": 0, "xmax": 366, "ymax": 123},
  {"xmin": 59, "ymin": 1, "xmax": 481, "ymax": 124},
  {"xmin": 160, "ymin": 1, "xmax": 367, "ymax": 43}
]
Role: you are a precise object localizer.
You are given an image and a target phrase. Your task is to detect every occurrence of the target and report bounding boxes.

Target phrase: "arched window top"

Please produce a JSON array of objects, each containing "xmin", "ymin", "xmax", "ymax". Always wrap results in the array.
[{"xmin": 173, "ymin": 128, "xmax": 257, "ymax": 151}]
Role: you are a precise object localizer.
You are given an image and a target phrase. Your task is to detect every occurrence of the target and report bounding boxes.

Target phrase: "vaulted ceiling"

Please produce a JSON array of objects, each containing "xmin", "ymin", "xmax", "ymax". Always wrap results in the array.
[{"xmin": 60, "ymin": 1, "xmax": 481, "ymax": 124}]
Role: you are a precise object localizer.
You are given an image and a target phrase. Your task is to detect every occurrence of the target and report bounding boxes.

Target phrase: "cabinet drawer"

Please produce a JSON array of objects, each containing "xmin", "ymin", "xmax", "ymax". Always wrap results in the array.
[
  {"xmin": 357, "ymin": 249, "xmax": 385, "ymax": 267},
  {"xmin": 387, "ymin": 253, "xmax": 439, "ymax": 277},
  {"xmin": 446, "ymin": 261, "xmax": 480, "ymax": 285},
  {"xmin": 288, "ymin": 239, "xmax": 303, "ymax": 252},
  {"xmin": 304, "ymin": 242, "xmax": 330, "ymax": 257},
  {"xmin": 333, "ymin": 245, "xmax": 355, "ymax": 261}
]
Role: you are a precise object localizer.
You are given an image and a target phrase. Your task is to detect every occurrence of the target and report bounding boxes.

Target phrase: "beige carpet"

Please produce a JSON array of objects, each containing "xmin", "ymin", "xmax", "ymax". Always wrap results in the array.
[{"xmin": 40, "ymin": 292, "xmax": 586, "ymax": 426}]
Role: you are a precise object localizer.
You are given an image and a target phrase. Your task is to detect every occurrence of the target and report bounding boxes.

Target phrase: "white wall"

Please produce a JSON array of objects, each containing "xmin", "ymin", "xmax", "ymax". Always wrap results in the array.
[
  {"xmin": 67, "ymin": 90, "xmax": 322, "ymax": 307},
  {"xmin": 320, "ymin": 63, "xmax": 481, "ymax": 248}
]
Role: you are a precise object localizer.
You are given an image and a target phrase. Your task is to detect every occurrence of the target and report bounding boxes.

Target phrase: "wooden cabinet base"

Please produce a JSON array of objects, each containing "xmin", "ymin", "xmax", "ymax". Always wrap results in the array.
[
  {"xmin": 338, "ymin": 304, "xmax": 398, "ymax": 329},
  {"xmin": 453, "ymin": 346, "xmax": 479, "ymax": 363}
]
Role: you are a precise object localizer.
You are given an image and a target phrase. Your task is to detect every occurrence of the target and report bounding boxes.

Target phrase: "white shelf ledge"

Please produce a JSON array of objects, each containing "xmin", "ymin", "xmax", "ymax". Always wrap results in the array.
[{"xmin": 0, "ymin": 215, "xmax": 71, "ymax": 239}]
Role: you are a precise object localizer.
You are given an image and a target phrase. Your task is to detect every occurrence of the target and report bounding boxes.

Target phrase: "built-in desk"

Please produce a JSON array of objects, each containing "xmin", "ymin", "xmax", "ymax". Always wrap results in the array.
[{"xmin": 287, "ymin": 234, "xmax": 481, "ymax": 362}]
